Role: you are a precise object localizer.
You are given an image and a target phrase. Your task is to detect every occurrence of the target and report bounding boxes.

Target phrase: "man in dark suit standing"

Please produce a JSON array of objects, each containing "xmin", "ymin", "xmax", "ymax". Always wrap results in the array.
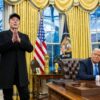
[
  {"xmin": 78, "ymin": 48, "xmax": 100, "ymax": 80},
  {"xmin": 0, "ymin": 13, "xmax": 33, "ymax": 100}
]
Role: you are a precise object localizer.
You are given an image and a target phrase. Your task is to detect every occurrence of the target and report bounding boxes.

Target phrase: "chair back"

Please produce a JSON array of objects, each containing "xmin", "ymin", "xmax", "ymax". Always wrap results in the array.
[{"xmin": 60, "ymin": 58, "xmax": 80, "ymax": 80}]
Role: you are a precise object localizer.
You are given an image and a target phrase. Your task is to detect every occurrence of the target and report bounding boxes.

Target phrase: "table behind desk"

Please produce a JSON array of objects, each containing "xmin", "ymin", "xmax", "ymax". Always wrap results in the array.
[
  {"xmin": 47, "ymin": 82, "xmax": 100, "ymax": 100},
  {"xmin": 32, "ymin": 74, "xmax": 63, "ymax": 99}
]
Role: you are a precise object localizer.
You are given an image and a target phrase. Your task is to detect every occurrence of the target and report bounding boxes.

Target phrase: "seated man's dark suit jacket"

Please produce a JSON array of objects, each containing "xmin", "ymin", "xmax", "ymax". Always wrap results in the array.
[{"xmin": 77, "ymin": 58, "xmax": 100, "ymax": 80}]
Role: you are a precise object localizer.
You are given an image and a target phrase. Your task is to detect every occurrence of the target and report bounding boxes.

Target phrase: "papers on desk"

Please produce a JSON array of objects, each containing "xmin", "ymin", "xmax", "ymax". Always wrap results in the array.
[{"xmin": 52, "ymin": 79, "xmax": 73, "ymax": 86}]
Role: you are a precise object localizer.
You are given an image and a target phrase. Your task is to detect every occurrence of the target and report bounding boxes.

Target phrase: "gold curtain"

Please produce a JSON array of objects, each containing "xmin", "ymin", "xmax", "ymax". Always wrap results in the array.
[
  {"xmin": 79, "ymin": 0, "xmax": 99, "ymax": 11},
  {"xmin": 66, "ymin": 7, "xmax": 91, "ymax": 58},
  {"xmin": 13, "ymin": 0, "xmax": 38, "ymax": 97},
  {"xmin": 54, "ymin": 0, "xmax": 73, "ymax": 11},
  {"xmin": 28, "ymin": 0, "xmax": 49, "ymax": 9}
]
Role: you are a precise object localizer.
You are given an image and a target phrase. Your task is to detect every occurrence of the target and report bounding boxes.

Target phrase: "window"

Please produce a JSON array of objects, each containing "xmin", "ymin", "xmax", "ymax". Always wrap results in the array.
[
  {"xmin": 43, "ymin": 5, "xmax": 60, "ymax": 71},
  {"xmin": 90, "ymin": 7, "xmax": 100, "ymax": 50},
  {"xmin": 0, "ymin": 0, "xmax": 3, "ymax": 31}
]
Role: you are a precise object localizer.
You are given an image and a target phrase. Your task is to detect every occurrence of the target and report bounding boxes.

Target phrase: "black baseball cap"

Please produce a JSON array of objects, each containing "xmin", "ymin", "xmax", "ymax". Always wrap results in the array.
[{"xmin": 9, "ymin": 13, "xmax": 20, "ymax": 20}]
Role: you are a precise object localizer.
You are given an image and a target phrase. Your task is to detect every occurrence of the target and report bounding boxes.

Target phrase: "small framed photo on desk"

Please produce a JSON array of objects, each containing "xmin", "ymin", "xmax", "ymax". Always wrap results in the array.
[{"xmin": 36, "ymin": 68, "xmax": 41, "ymax": 75}]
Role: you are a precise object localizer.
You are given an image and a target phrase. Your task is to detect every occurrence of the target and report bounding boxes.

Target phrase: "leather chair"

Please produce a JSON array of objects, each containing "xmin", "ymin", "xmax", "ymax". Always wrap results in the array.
[{"xmin": 59, "ymin": 58, "xmax": 80, "ymax": 80}]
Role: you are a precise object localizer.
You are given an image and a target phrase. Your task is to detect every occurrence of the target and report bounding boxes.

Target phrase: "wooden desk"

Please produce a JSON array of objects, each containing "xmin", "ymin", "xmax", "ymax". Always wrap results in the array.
[
  {"xmin": 47, "ymin": 82, "xmax": 100, "ymax": 100},
  {"xmin": 32, "ymin": 74, "xmax": 63, "ymax": 99}
]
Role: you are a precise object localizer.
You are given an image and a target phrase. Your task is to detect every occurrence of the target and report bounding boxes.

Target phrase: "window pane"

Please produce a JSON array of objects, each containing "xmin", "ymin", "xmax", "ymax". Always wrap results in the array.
[
  {"xmin": 96, "ymin": 7, "xmax": 100, "ymax": 18},
  {"xmin": 47, "ymin": 45, "xmax": 53, "ymax": 67},
  {"xmin": 92, "ymin": 44, "xmax": 100, "ymax": 50},
  {"xmin": 90, "ymin": 19, "xmax": 96, "ymax": 31},
  {"xmin": 97, "ymin": 19, "xmax": 100, "ymax": 31},
  {"xmin": 53, "ymin": 26, "xmax": 59, "ymax": 43},
  {"xmin": 90, "ymin": 7, "xmax": 100, "ymax": 51},
  {"xmin": 43, "ymin": 6, "xmax": 60, "ymax": 71},
  {"xmin": 45, "ymin": 31, "xmax": 54, "ymax": 43},
  {"xmin": 53, "ymin": 44, "xmax": 60, "ymax": 58},
  {"xmin": 44, "ymin": 7, "xmax": 51, "ymax": 16},
  {"xmin": 97, "ymin": 33, "xmax": 100, "ymax": 42},
  {"xmin": 91, "ymin": 34, "xmax": 96, "ymax": 42}
]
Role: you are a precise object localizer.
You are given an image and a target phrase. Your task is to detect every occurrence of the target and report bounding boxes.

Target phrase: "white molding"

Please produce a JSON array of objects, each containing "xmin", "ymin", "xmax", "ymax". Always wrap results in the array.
[{"xmin": 4, "ymin": 3, "xmax": 13, "ymax": 30}]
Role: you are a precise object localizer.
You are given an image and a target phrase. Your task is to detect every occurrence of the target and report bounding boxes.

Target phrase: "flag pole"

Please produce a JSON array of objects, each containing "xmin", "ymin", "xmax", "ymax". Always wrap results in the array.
[
  {"xmin": 37, "ymin": 9, "xmax": 43, "ymax": 31},
  {"xmin": 34, "ymin": 9, "xmax": 48, "ymax": 74}
]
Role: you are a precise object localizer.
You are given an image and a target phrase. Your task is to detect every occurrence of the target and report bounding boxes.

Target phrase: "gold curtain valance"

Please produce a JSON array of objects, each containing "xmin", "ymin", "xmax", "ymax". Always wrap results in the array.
[
  {"xmin": 54, "ymin": 0, "xmax": 73, "ymax": 11},
  {"xmin": 28, "ymin": 0, "xmax": 49, "ymax": 10},
  {"xmin": 5, "ymin": 0, "xmax": 100, "ymax": 11},
  {"xmin": 79, "ymin": 0, "xmax": 99, "ymax": 11},
  {"xmin": 5, "ymin": 0, "xmax": 24, "ymax": 5},
  {"xmin": 54, "ymin": 0, "xmax": 99, "ymax": 11}
]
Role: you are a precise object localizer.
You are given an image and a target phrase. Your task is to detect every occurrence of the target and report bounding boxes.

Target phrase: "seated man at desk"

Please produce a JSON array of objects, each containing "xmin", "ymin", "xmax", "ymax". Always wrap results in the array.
[{"xmin": 77, "ymin": 48, "xmax": 100, "ymax": 80}]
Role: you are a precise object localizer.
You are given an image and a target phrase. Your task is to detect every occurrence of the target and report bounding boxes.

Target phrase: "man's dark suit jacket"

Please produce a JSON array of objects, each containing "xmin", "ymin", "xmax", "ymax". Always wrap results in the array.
[
  {"xmin": 77, "ymin": 58, "xmax": 100, "ymax": 80},
  {"xmin": 0, "ymin": 30, "xmax": 33, "ymax": 89}
]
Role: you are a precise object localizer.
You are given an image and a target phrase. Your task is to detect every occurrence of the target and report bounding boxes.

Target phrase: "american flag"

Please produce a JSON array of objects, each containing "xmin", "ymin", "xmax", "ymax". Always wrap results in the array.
[{"xmin": 34, "ymin": 16, "xmax": 47, "ymax": 74}]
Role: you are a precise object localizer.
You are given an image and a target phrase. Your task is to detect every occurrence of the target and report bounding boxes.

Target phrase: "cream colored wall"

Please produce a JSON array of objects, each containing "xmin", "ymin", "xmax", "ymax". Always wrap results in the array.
[{"xmin": 4, "ymin": 3, "xmax": 13, "ymax": 30}]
